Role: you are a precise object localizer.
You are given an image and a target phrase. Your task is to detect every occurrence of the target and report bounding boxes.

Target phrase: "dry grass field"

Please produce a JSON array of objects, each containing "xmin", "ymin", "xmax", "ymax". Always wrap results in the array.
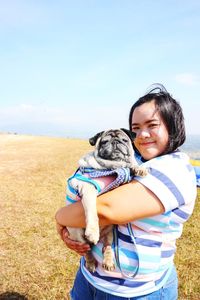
[{"xmin": 0, "ymin": 134, "xmax": 199, "ymax": 300}]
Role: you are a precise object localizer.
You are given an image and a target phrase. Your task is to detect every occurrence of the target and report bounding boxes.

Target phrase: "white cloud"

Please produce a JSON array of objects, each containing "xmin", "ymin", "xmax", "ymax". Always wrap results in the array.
[{"xmin": 175, "ymin": 73, "xmax": 200, "ymax": 86}]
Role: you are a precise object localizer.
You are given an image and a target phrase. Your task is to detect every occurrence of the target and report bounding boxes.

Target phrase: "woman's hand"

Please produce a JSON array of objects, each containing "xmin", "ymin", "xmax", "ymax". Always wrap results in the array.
[
  {"xmin": 62, "ymin": 227, "xmax": 91, "ymax": 256},
  {"xmin": 56, "ymin": 222, "xmax": 91, "ymax": 256}
]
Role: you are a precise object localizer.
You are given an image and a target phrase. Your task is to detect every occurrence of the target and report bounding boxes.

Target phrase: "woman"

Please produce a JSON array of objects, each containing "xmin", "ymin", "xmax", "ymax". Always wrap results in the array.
[{"xmin": 55, "ymin": 84, "xmax": 197, "ymax": 299}]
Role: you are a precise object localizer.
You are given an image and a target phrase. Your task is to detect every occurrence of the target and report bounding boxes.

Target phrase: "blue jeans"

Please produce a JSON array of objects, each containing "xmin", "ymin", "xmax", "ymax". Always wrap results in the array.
[{"xmin": 70, "ymin": 266, "xmax": 178, "ymax": 300}]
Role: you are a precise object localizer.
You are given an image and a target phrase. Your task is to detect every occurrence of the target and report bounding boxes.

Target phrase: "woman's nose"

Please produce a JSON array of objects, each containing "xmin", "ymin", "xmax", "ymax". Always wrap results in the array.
[{"xmin": 137, "ymin": 128, "xmax": 150, "ymax": 138}]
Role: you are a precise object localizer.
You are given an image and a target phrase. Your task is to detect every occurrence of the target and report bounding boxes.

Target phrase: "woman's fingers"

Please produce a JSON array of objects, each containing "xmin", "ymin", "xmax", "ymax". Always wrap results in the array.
[{"xmin": 62, "ymin": 227, "xmax": 91, "ymax": 255}]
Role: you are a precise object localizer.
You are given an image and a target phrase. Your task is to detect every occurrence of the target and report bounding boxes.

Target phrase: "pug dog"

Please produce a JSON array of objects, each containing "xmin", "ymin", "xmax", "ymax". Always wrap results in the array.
[{"xmin": 66, "ymin": 129, "xmax": 147, "ymax": 272}]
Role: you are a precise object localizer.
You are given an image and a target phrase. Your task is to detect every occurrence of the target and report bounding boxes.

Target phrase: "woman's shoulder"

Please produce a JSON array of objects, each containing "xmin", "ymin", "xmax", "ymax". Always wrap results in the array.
[
  {"xmin": 135, "ymin": 150, "xmax": 196, "ymax": 192},
  {"xmin": 143, "ymin": 150, "xmax": 195, "ymax": 184},
  {"xmin": 135, "ymin": 150, "xmax": 197, "ymax": 211},
  {"xmin": 142, "ymin": 150, "xmax": 190, "ymax": 168}
]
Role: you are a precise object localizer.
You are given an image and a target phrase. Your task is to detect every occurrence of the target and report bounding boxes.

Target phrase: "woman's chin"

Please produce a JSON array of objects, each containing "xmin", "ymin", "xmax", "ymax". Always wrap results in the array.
[{"xmin": 140, "ymin": 149, "xmax": 160, "ymax": 160}]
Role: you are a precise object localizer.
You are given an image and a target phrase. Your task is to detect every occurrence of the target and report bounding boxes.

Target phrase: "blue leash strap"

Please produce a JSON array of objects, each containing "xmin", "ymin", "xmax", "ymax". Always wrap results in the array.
[{"xmin": 113, "ymin": 224, "xmax": 139, "ymax": 278}]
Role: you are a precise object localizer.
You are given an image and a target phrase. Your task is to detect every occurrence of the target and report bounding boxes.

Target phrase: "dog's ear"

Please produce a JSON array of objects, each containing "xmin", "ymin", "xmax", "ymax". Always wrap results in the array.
[
  {"xmin": 120, "ymin": 128, "xmax": 136, "ymax": 141},
  {"xmin": 89, "ymin": 131, "xmax": 104, "ymax": 146}
]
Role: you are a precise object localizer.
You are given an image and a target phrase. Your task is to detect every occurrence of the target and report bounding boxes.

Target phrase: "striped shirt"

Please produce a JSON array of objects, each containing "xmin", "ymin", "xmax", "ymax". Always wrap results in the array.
[{"xmin": 78, "ymin": 151, "xmax": 197, "ymax": 297}]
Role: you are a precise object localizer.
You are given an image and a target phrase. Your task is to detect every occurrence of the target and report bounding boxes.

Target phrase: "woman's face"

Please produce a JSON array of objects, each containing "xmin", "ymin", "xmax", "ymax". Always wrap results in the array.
[{"xmin": 131, "ymin": 100, "xmax": 169, "ymax": 160}]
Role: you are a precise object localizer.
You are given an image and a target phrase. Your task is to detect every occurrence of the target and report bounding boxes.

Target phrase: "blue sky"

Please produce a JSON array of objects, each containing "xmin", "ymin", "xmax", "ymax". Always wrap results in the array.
[{"xmin": 0, "ymin": 0, "xmax": 200, "ymax": 138}]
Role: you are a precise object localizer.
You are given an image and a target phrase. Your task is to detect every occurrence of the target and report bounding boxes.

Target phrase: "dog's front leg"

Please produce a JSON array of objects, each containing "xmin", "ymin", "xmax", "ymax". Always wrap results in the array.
[
  {"xmin": 85, "ymin": 250, "xmax": 97, "ymax": 273},
  {"xmin": 80, "ymin": 182, "xmax": 99, "ymax": 245},
  {"xmin": 71, "ymin": 178, "xmax": 99, "ymax": 245},
  {"xmin": 67, "ymin": 227, "xmax": 86, "ymax": 243},
  {"xmin": 101, "ymin": 225, "xmax": 115, "ymax": 271}
]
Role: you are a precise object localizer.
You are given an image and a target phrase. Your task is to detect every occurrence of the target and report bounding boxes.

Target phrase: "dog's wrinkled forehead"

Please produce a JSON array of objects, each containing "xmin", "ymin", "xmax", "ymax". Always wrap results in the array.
[
  {"xmin": 101, "ymin": 129, "xmax": 136, "ymax": 142},
  {"xmin": 101, "ymin": 129, "xmax": 127, "ymax": 140},
  {"xmin": 89, "ymin": 128, "xmax": 136, "ymax": 146}
]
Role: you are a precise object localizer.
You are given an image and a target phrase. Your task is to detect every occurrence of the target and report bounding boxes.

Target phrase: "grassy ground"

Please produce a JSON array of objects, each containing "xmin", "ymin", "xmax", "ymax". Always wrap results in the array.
[{"xmin": 0, "ymin": 134, "xmax": 199, "ymax": 300}]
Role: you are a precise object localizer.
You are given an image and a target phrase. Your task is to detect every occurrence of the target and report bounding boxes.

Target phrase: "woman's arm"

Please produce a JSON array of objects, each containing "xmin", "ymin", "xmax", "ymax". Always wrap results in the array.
[
  {"xmin": 55, "ymin": 180, "xmax": 164, "ymax": 227},
  {"xmin": 98, "ymin": 180, "xmax": 164, "ymax": 223}
]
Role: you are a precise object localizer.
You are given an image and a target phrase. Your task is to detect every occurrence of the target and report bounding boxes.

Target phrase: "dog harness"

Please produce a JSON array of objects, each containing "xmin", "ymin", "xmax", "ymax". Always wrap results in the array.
[{"xmin": 66, "ymin": 167, "xmax": 133, "ymax": 203}]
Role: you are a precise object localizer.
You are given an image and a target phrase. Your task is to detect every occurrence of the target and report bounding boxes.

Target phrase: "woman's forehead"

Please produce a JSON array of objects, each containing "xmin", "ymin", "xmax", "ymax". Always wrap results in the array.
[{"xmin": 132, "ymin": 102, "xmax": 160, "ymax": 124}]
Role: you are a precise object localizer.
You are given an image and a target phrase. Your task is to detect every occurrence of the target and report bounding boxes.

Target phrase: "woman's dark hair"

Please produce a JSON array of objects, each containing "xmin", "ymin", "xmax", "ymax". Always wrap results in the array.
[{"xmin": 129, "ymin": 84, "xmax": 186, "ymax": 155}]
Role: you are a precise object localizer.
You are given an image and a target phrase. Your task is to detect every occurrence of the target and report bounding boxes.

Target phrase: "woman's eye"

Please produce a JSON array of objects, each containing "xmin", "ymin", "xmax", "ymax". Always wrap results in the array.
[
  {"xmin": 132, "ymin": 127, "xmax": 139, "ymax": 132},
  {"xmin": 149, "ymin": 123, "xmax": 159, "ymax": 128}
]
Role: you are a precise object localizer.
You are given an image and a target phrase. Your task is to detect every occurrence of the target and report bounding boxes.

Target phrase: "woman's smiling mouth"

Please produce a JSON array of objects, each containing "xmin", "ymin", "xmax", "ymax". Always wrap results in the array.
[{"xmin": 139, "ymin": 141, "xmax": 156, "ymax": 147}]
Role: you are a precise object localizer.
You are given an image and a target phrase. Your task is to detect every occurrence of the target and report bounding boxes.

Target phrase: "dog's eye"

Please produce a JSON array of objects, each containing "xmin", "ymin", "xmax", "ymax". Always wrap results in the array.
[
  {"xmin": 101, "ymin": 140, "xmax": 109, "ymax": 145},
  {"xmin": 122, "ymin": 138, "xmax": 128, "ymax": 143}
]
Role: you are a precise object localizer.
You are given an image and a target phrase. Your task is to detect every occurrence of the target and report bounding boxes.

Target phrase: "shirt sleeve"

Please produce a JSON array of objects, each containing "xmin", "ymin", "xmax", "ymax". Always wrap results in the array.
[{"xmin": 134, "ymin": 152, "xmax": 197, "ymax": 213}]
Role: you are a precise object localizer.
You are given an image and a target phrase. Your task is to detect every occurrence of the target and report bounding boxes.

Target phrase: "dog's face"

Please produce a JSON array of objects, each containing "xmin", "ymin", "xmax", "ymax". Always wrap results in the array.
[{"xmin": 89, "ymin": 129, "xmax": 136, "ymax": 167}]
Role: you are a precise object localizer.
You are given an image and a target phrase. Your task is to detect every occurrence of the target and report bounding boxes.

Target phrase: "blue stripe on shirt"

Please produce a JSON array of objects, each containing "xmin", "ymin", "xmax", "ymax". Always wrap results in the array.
[
  {"xmin": 139, "ymin": 218, "xmax": 168, "ymax": 228},
  {"xmin": 172, "ymin": 207, "xmax": 190, "ymax": 220},
  {"xmin": 150, "ymin": 168, "xmax": 185, "ymax": 206},
  {"xmin": 155, "ymin": 268, "xmax": 170, "ymax": 285},
  {"xmin": 161, "ymin": 249, "xmax": 175, "ymax": 258},
  {"xmin": 92, "ymin": 271, "xmax": 147, "ymax": 288},
  {"xmin": 117, "ymin": 231, "xmax": 162, "ymax": 247}
]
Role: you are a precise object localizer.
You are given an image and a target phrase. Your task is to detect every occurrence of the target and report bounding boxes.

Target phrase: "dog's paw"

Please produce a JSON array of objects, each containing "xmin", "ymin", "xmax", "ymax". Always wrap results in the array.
[
  {"xmin": 132, "ymin": 166, "xmax": 148, "ymax": 177},
  {"xmin": 102, "ymin": 260, "xmax": 115, "ymax": 271},
  {"xmin": 102, "ymin": 246, "xmax": 115, "ymax": 271},
  {"xmin": 85, "ymin": 257, "xmax": 97, "ymax": 273},
  {"xmin": 85, "ymin": 225, "xmax": 100, "ymax": 245},
  {"xmin": 86, "ymin": 262, "xmax": 96, "ymax": 273}
]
